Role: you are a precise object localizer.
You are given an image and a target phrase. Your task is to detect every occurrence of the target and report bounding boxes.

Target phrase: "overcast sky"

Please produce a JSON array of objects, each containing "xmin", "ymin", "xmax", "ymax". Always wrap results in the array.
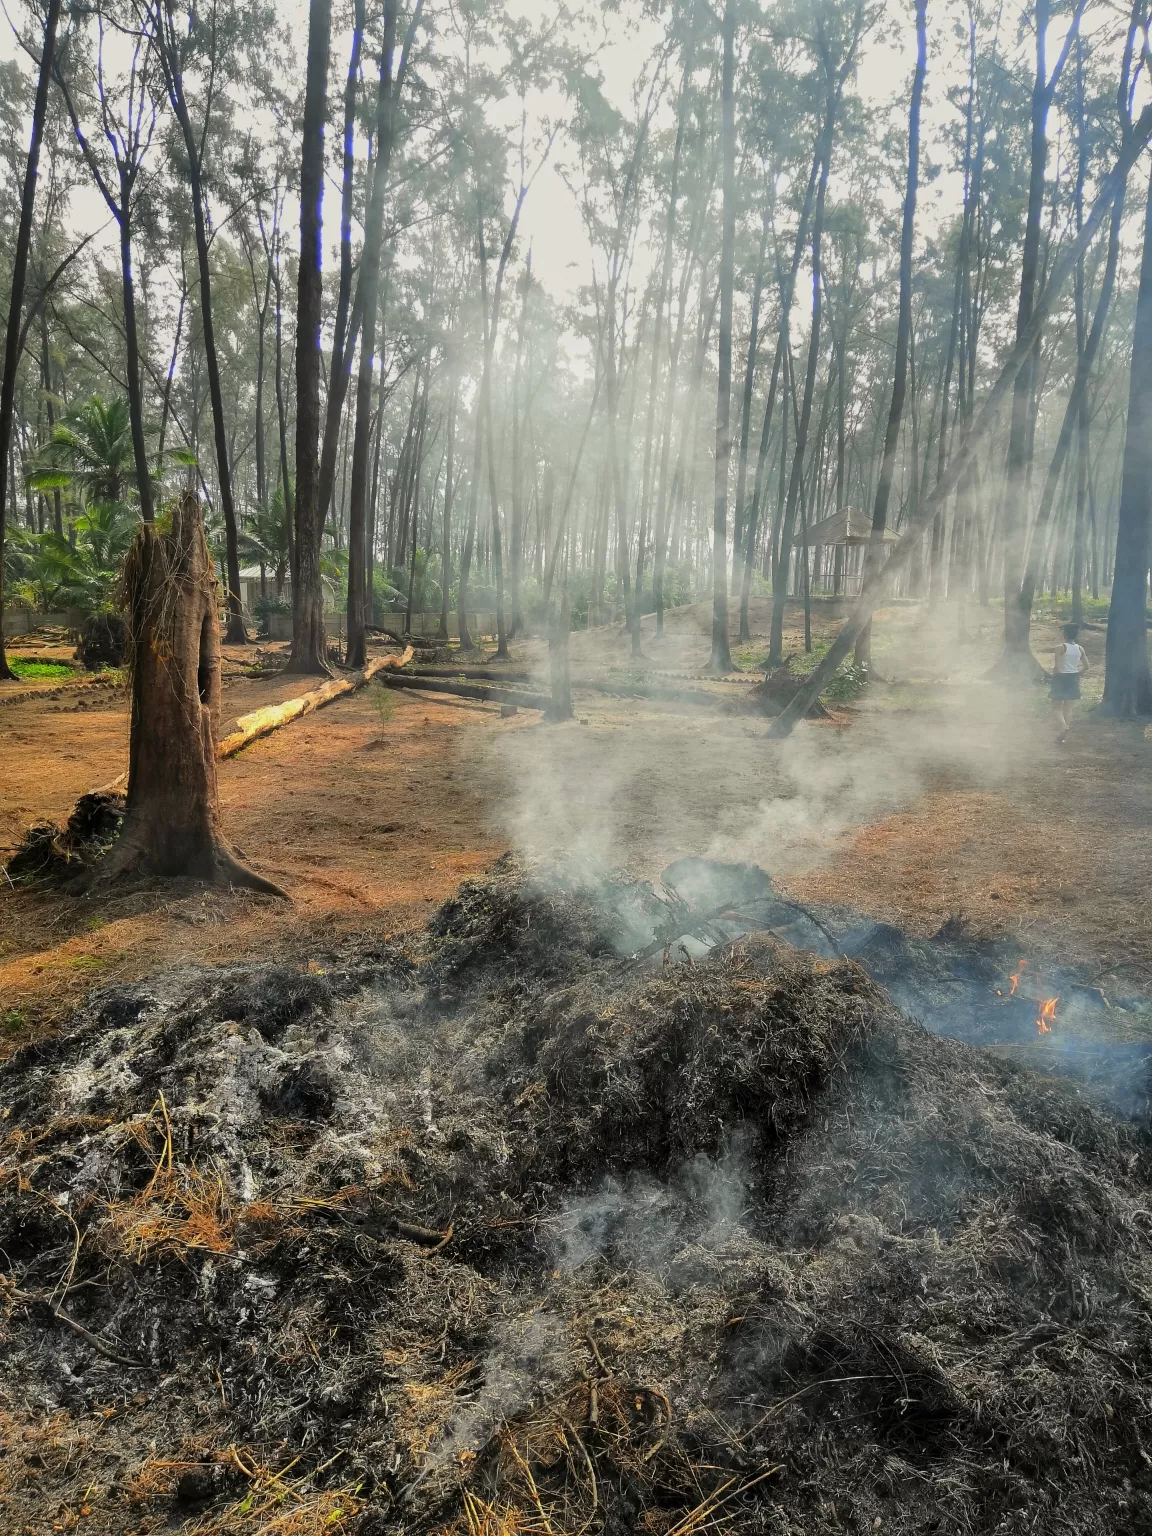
[{"xmin": 0, "ymin": 0, "xmax": 935, "ymax": 314}]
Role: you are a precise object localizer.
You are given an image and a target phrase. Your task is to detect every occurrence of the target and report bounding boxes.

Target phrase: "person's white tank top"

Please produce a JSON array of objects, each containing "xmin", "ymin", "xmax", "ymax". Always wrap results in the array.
[{"xmin": 1056, "ymin": 643, "xmax": 1083, "ymax": 674}]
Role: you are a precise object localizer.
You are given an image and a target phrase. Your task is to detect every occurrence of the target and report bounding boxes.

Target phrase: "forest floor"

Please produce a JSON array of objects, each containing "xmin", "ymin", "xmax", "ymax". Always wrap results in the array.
[{"xmin": 2, "ymin": 592, "xmax": 1149, "ymax": 1055}]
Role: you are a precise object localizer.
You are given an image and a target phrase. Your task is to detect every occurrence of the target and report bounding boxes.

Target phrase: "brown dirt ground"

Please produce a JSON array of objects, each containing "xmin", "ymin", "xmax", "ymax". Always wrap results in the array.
[{"xmin": 3, "ymin": 596, "xmax": 1150, "ymax": 1057}]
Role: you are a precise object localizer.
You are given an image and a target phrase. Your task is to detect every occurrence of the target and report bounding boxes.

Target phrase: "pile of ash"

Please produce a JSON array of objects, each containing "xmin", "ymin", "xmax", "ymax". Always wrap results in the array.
[{"xmin": 1, "ymin": 855, "xmax": 1151, "ymax": 1535}]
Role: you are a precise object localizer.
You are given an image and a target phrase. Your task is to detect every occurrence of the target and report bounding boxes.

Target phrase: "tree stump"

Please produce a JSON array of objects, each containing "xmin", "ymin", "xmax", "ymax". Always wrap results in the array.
[{"xmin": 96, "ymin": 493, "xmax": 284, "ymax": 893}]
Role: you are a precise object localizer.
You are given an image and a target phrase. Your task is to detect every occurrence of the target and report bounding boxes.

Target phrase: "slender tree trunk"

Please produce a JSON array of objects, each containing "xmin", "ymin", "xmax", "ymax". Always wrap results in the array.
[
  {"xmin": 770, "ymin": 135, "xmax": 831, "ymax": 667},
  {"xmin": 254, "ymin": 264, "xmax": 271, "ymax": 516},
  {"xmin": 998, "ymin": 0, "xmax": 1082, "ymax": 671},
  {"xmin": 1103, "ymin": 159, "xmax": 1152, "ymax": 717},
  {"xmin": 509, "ymin": 258, "xmax": 530, "ymax": 637},
  {"xmin": 157, "ymin": 245, "xmax": 188, "ymax": 475},
  {"xmin": 287, "ymin": 0, "xmax": 334, "ymax": 674},
  {"xmin": 740, "ymin": 130, "xmax": 825, "ymax": 644},
  {"xmin": 347, "ymin": 4, "xmax": 400, "ymax": 669},
  {"xmin": 653, "ymin": 254, "xmax": 698, "ymax": 637},
  {"xmin": 1071, "ymin": 38, "xmax": 1088, "ymax": 629},
  {"xmin": 855, "ymin": 0, "xmax": 926, "ymax": 666},
  {"xmin": 635, "ymin": 43, "xmax": 693, "ymax": 655},
  {"xmin": 317, "ymin": 0, "xmax": 367, "ymax": 529},
  {"xmin": 161, "ymin": 38, "xmax": 248, "ymax": 644},
  {"xmin": 439, "ymin": 382, "xmax": 456, "ymax": 638},
  {"xmin": 707, "ymin": 0, "xmax": 737, "ymax": 672},
  {"xmin": 347, "ymin": 1, "xmax": 422, "ymax": 668},
  {"xmin": 484, "ymin": 351, "xmax": 508, "ymax": 657},
  {"xmin": 471, "ymin": 178, "xmax": 528, "ymax": 659},
  {"xmin": 457, "ymin": 401, "xmax": 483, "ymax": 651},
  {"xmin": 119, "ymin": 188, "xmax": 155, "ymax": 529},
  {"xmin": 272, "ymin": 234, "xmax": 294, "ymax": 587},
  {"xmin": 366, "ymin": 352, "xmax": 387, "ymax": 619},
  {"xmin": 404, "ymin": 372, "xmax": 430, "ymax": 633},
  {"xmin": 0, "ymin": 0, "xmax": 61, "ymax": 677},
  {"xmin": 732, "ymin": 206, "xmax": 770, "ymax": 594},
  {"xmin": 39, "ymin": 306, "xmax": 62, "ymax": 536}
]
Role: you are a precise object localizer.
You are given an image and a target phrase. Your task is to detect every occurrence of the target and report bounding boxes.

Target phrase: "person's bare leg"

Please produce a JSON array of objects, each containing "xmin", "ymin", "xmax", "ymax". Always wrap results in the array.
[{"xmin": 1055, "ymin": 701, "xmax": 1069, "ymax": 743}]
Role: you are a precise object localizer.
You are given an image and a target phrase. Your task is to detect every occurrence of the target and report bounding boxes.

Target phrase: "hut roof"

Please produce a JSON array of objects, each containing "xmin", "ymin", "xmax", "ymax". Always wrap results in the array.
[{"xmin": 792, "ymin": 507, "xmax": 900, "ymax": 547}]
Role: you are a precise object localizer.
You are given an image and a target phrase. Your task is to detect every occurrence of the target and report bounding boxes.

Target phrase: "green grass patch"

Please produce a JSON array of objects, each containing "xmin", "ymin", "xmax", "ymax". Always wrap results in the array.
[
  {"xmin": 9, "ymin": 657, "xmax": 74, "ymax": 679},
  {"xmin": 3, "ymin": 1010, "xmax": 26, "ymax": 1035}
]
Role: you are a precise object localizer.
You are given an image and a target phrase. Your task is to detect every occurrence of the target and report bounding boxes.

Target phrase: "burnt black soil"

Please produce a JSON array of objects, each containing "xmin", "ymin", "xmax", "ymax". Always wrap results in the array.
[{"xmin": 1, "ymin": 856, "xmax": 1151, "ymax": 1535}]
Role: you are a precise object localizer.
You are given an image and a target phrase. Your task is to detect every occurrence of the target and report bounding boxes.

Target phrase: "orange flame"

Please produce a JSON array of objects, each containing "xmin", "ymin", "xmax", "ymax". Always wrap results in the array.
[
  {"xmin": 1037, "ymin": 997, "xmax": 1058, "ymax": 1035},
  {"xmin": 996, "ymin": 959, "xmax": 1029, "ymax": 999}
]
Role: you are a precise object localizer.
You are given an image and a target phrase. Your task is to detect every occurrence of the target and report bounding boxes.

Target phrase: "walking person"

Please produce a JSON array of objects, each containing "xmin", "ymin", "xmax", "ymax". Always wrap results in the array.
[{"xmin": 1051, "ymin": 623, "xmax": 1089, "ymax": 743}]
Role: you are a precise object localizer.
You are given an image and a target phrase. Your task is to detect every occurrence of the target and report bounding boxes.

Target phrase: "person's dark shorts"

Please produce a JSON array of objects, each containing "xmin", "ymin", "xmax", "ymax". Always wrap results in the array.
[{"xmin": 1051, "ymin": 673, "xmax": 1081, "ymax": 701}]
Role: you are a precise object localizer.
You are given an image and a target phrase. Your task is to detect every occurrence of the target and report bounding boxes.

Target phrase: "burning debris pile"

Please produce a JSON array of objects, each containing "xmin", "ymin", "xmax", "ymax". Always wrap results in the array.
[{"xmin": 1, "ymin": 857, "xmax": 1151, "ymax": 1535}]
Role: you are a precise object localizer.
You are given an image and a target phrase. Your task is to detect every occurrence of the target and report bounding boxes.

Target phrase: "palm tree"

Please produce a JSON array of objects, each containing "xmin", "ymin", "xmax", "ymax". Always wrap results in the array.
[
  {"xmin": 32, "ymin": 395, "xmax": 140, "ymax": 512},
  {"xmin": 238, "ymin": 482, "xmax": 292, "ymax": 598},
  {"xmin": 18, "ymin": 394, "xmax": 142, "ymax": 613},
  {"xmin": 5, "ymin": 526, "xmax": 88, "ymax": 612}
]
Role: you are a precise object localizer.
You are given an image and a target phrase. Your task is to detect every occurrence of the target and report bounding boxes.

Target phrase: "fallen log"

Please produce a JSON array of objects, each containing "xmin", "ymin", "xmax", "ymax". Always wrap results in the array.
[
  {"xmin": 365, "ymin": 625, "xmax": 439, "ymax": 649},
  {"xmin": 217, "ymin": 647, "xmax": 414, "ymax": 759},
  {"xmin": 377, "ymin": 673, "xmax": 552, "ymax": 711},
  {"xmin": 572, "ymin": 677, "xmax": 746, "ymax": 708},
  {"xmin": 407, "ymin": 666, "xmax": 538, "ymax": 683}
]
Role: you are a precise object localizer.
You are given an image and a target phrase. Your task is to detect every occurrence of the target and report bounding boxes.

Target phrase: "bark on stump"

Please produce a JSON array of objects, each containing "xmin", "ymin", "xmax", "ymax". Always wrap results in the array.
[{"xmin": 97, "ymin": 494, "xmax": 284, "ymax": 893}]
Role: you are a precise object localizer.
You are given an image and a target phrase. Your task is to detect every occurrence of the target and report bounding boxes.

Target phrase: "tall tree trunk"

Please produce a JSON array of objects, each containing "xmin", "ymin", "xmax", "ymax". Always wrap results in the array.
[
  {"xmin": 439, "ymin": 381, "xmax": 457, "ymax": 638},
  {"xmin": 1071, "ymin": 36, "xmax": 1088, "ymax": 629},
  {"xmin": 347, "ymin": 0, "xmax": 422, "ymax": 669},
  {"xmin": 731, "ymin": 206, "xmax": 770, "ymax": 594},
  {"xmin": 0, "ymin": 0, "xmax": 61, "ymax": 679},
  {"xmin": 317, "ymin": 0, "xmax": 367, "ymax": 530},
  {"xmin": 254, "ymin": 262, "xmax": 271, "ymax": 517},
  {"xmin": 470, "ymin": 174, "xmax": 528, "ymax": 659},
  {"xmin": 160, "ymin": 28, "xmax": 248, "ymax": 644},
  {"xmin": 119, "ymin": 185, "xmax": 155, "ymax": 529},
  {"xmin": 739, "ymin": 128, "xmax": 826, "ymax": 645},
  {"xmin": 271, "ymin": 228, "xmax": 294, "ymax": 586},
  {"xmin": 484, "ymin": 349, "xmax": 508, "ymax": 657},
  {"xmin": 347, "ymin": 1, "xmax": 400, "ymax": 669},
  {"xmin": 39, "ymin": 305, "xmax": 62, "ymax": 536},
  {"xmin": 855, "ymin": 0, "xmax": 926, "ymax": 667},
  {"xmin": 366, "ymin": 349, "xmax": 388, "ymax": 619},
  {"xmin": 457, "ymin": 398, "xmax": 483, "ymax": 650},
  {"xmin": 157, "ymin": 244, "xmax": 188, "ymax": 475},
  {"xmin": 707, "ymin": 0, "xmax": 737, "ymax": 673},
  {"xmin": 509, "ymin": 257, "xmax": 530, "ymax": 638},
  {"xmin": 652, "ymin": 255, "xmax": 698, "ymax": 637},
  {"xmin": 1103, "ymin": 159, "xmax": 1152, "ymax": 717},
  {"xmin": 404, "ymin": 370, "xmax": 430, "ymax": 633},
  {"xmin": 635, "ymin": 40, "xmax": 693, "ymax": 655},
  {"xmin": 997, "ymin": 0, "xmax": 1083, "ymax": 671},
  {"xmin": 287, "ymin": 0, "xmax": 334, "ymax": 675},
  {"xmin": 769, "ymin": 135, "xmax": 831, "ymax": 667}
]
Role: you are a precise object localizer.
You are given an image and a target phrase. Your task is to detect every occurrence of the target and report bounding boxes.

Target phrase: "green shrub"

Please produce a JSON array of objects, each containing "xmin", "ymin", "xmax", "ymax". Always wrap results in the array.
[{"xmin": 8, "ymin": 657, "xmax": 74, "ymax": 680}]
